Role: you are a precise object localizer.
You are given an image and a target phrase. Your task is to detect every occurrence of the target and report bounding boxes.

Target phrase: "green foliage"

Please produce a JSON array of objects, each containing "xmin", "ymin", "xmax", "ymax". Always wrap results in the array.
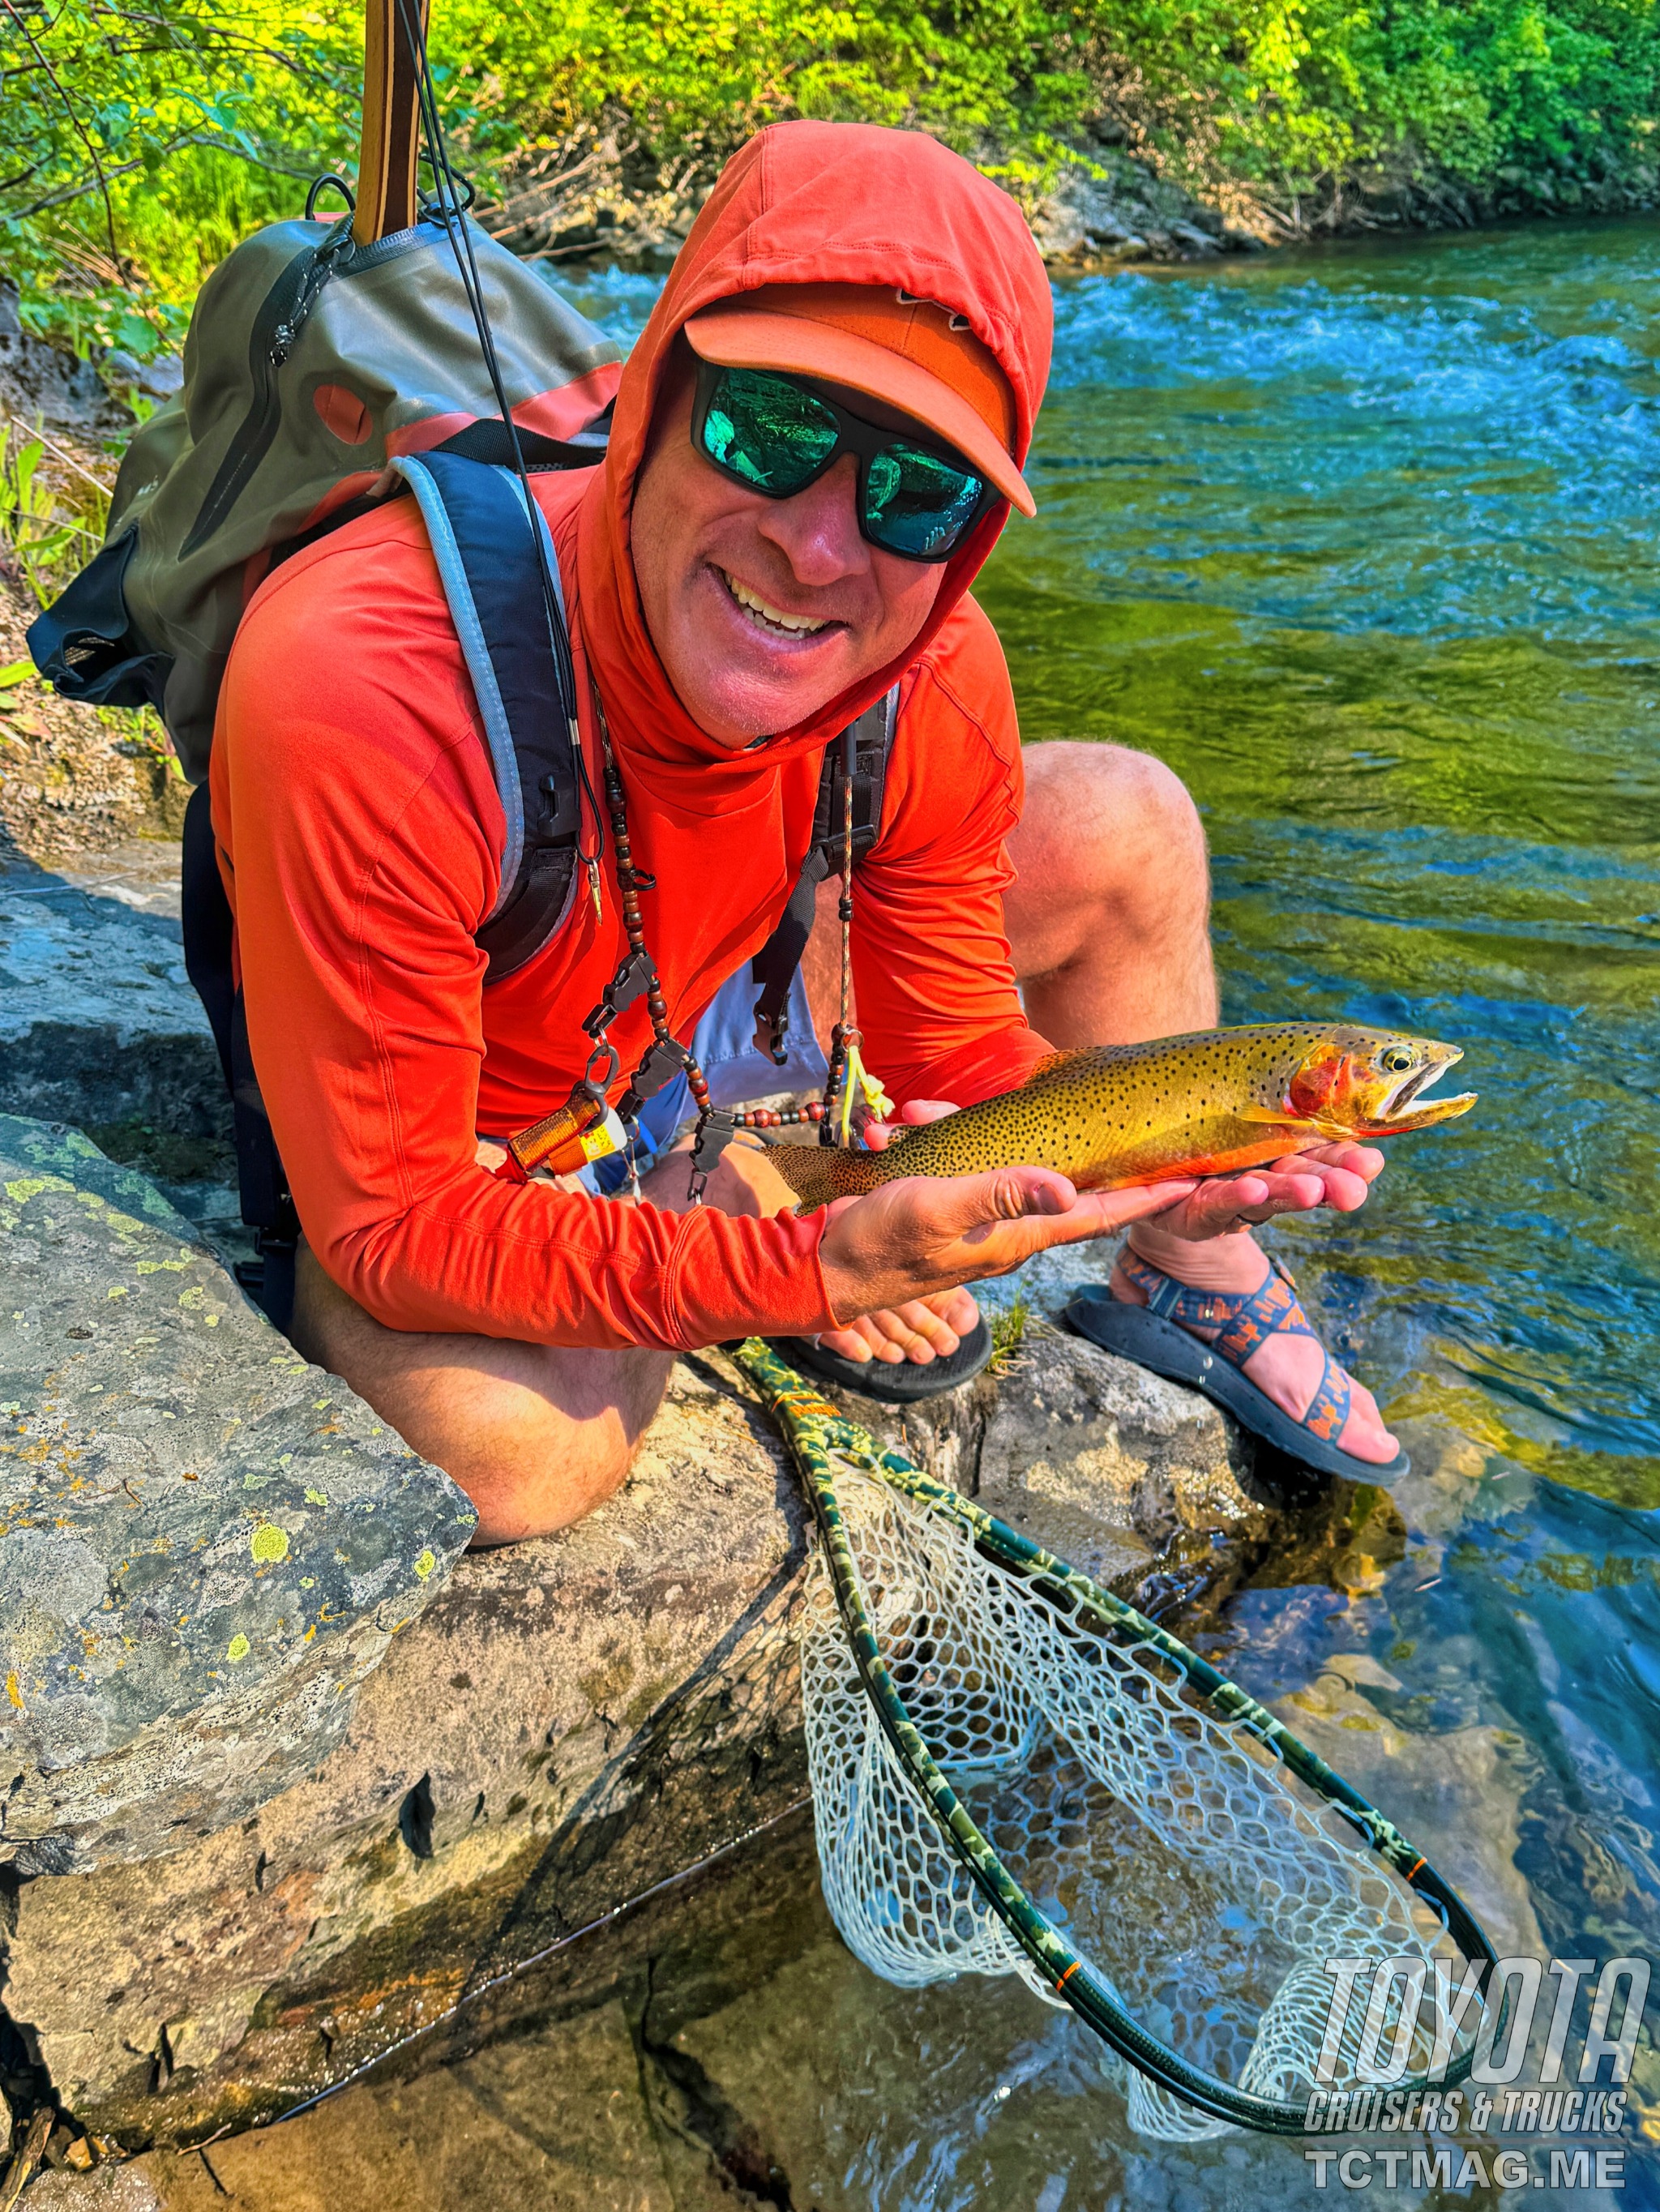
[
  {"xmin": 990, "ymin": 1292, "xmax": 1032, "ymax": 1372},
  {"xmin": 0, "ymin": 421, "xmax": 104, "ymax": 601},
  {"xmin": 2, "ymin": 0, "xmax": 1656, "ymax": 357},
  {"xmin": 1097, "ymin": 0, "xmax": 1660, "ymax": 193},
  {"xmin": 1, "ymin": 0, "xmax": 357, "ymax": 353}
]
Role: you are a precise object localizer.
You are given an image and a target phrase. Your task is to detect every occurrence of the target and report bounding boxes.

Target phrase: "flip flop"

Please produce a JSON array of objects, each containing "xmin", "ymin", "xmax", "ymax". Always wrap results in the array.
[
  {"xmin": 1064, "ymin": 1251, "xmax": 1410, "ymax": 1483},
  {"xmin": 766, "ymin": 1317, "xmax": 994, "ymax": 1404}
]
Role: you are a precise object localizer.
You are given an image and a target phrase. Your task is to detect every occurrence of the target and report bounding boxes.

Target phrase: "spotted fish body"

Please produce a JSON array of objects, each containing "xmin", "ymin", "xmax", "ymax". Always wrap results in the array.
[{"xmin": 768, "ymin": 1022, "xmax": 1476, "ymax": 1214}]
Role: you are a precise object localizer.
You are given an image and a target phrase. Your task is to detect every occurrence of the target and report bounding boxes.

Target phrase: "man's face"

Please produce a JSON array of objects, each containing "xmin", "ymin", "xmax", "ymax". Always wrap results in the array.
[{"xmin": 630, "ymin": 354, "xmax": 951, "ymax": 748}]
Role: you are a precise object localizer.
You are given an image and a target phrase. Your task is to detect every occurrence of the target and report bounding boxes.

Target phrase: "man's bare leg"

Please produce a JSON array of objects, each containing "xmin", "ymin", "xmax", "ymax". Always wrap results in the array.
[
  {"xmin": 290, "ymin": 1246, "xmax": 675, "ymax": 1547},
  {"xmin": 1002, "ymin": 741, "xmax": 1397, "ymax": 1464},
  {"xmin": 289, "ymin": 1140, "xmax": 772, "ymax": 1546}
]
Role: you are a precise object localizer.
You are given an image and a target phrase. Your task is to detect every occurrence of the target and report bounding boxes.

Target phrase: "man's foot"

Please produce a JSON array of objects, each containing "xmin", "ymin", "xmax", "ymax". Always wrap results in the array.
[
  {"xmin": 1101, "ymin": 1223, "xmax": 1401, "ymax": 1470},
  {"xmin": 768, "ymin": 1316, "xmax": 994, "ymax": 1403}
]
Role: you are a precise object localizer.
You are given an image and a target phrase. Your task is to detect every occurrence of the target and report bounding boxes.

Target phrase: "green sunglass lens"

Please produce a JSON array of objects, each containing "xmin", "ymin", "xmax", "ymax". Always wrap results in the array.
[
  {"xmin": 864, "ymin": 444, "xmax": 984, "ymax": 558},
  {"xmin": 703, "ymin": 370, "xmax": 839, "ymax": 494}
]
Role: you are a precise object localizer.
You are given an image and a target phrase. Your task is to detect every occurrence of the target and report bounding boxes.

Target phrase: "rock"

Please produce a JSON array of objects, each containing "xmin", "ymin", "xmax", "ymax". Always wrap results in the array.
[
  {"xmin": 0, "ymin": 1115, "xmax": 474, "ymax": 1876},
  {"xmin": 0, "ymin": 284, "xmax": 131, "ymax": 441},
  {"xmin": 97, "ymin": 353, "xmax": 183, "ymax": 403},
  {"xmin": 0, "ymin": 876, "xmax": 224, "ymax": 1139},
  {"xmin": 1029, "ymin": 165, "xmax": 1143, "ymax": 263},
  {"xmin": 0, "ymin": 1352, "xmax": 808, "ymax": 2147},
  {"xmin": 802, "ymin": 1321, "xmax": 1263, "ymax": 1590},
  {"xmin": 22, "ymin": 2172, "xmax": 164, "ymax": 2211},
  {"xmin": 1169, "ymin": 220, "xmax": 1221, "ymax": 256}
]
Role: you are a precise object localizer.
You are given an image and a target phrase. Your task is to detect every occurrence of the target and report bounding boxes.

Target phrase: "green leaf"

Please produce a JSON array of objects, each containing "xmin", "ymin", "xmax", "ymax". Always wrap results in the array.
[{"xmin": 0, "ymin": 663, "xmax": 36, "ymax": 691}]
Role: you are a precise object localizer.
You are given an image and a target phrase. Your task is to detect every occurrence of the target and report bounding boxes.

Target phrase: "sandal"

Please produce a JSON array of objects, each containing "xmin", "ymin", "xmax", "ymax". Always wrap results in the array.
[
  {"xmin": 766, "ymin": 1318, "xmax": 994, "ymax": 1405},
  {"xmin": 1064, "ymin": 1251, "xmax": 1409, "ymax": 1483}
]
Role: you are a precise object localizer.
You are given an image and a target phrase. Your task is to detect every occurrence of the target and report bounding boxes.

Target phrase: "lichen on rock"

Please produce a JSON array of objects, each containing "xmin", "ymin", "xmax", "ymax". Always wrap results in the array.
[{"xmin": 0, "ymin": 1114, "xmax": 475, "ymax": 1876}]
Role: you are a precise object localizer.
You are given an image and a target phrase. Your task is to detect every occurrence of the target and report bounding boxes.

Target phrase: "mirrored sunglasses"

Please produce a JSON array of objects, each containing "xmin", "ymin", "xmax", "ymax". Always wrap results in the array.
[{"xmin": 691, "ymin": 361, "xmax": 993, "ymax": 563}]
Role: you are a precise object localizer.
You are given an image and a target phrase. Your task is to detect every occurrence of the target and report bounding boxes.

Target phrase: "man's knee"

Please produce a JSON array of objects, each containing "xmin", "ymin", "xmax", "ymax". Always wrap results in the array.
[
  {"xmin": 456, "ymin": 1389, "xmax": 643, "ymax": 1547},
  {"xmin": 1008, "ymin": 741, "xmax": 1208, "ymax": 965},
  {"xmin": 290, "ymin": 1243, "xmax": 664, "ymax": 1545},
  {"xmin": 1016, "ymin": 740, "xmax": 1204, "ymax": 894}
]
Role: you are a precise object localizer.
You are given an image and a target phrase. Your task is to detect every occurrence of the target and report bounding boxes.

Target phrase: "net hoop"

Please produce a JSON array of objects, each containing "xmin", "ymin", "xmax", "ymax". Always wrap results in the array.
[{"xmin": 734, "ymin": 1337, "xmax": 1501, "ymax": 2137}]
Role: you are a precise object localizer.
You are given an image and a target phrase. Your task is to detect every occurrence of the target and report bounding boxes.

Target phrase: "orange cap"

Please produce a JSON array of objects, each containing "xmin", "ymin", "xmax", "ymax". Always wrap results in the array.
[{"xmin": 682, "ymin": 282, "xmax": 1035, "ymax": 519}]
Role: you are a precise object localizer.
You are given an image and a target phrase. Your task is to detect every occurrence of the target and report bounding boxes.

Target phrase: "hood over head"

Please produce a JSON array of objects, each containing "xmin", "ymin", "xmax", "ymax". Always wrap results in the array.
[{"xmin": 573, "ymin": 122, "xmax": 1053, "ymax": 783}]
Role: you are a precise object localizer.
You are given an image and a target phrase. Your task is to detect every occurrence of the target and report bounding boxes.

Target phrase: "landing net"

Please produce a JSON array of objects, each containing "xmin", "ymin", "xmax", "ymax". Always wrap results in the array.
[{"xmin": 732, "ymin": 1340, "xmax": 1495, "ymax": 2139}]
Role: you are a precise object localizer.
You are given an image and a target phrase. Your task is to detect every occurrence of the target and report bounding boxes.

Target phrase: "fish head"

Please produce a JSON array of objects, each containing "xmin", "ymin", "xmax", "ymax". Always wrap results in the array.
[{"xmin": 1285, "ymin": 1030, "xmax": 1477, "ymax": 1138}]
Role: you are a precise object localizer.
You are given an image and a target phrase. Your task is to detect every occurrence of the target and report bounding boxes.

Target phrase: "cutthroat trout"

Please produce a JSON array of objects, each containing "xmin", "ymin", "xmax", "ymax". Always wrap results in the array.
[{"xmin": 768, "ymin": 1023, "xmax": 1475, "ymax": 1214}]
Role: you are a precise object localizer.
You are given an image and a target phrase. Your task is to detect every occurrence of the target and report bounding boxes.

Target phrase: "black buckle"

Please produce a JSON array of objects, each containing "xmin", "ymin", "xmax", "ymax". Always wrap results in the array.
[
  {"xmin": 753, "ymin": 1001, "xmax": 790, "ymax": 1066},
  {"xmin": 582, "ymin": 949, "xmax": 658, "ymax": 1040},
  {"xmin": 687, "ymin": 1110, "xmax": 737, "ymax": 1204},
  {"xmin": 626, "ymin": 1036, "xmax": 691, "ymax": 1104}
]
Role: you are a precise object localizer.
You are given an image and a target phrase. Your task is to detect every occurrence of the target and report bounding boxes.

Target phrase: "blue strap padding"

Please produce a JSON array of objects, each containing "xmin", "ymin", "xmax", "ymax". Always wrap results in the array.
[{"xmin": 392, "ymin": 456, "xmax": 527, "ymax": 917}]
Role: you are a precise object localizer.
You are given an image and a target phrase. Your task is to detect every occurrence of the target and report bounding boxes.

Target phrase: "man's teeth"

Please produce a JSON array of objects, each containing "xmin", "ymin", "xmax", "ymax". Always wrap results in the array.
[{"xmin": 722, "ymin": 571, "xmax": 827, "ymax": 635}]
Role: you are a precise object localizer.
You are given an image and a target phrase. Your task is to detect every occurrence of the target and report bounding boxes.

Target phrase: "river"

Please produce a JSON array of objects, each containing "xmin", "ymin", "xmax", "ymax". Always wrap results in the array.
[{"xmin": 374, "ymin": 220, "xmax": 1660, "ymax": 2210}]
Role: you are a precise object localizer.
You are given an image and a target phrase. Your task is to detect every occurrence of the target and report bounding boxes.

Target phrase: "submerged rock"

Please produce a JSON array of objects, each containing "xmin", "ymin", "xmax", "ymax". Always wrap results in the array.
[{"xmin": 0, "ymin": 1115, "xmax": 474, "ymax": 1876}]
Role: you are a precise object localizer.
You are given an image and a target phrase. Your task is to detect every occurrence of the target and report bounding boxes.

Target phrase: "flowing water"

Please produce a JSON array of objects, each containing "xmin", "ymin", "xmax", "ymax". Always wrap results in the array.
[{"xmin": 400, "ymin": 225, "xmax": 1660, "ymax": 2209}]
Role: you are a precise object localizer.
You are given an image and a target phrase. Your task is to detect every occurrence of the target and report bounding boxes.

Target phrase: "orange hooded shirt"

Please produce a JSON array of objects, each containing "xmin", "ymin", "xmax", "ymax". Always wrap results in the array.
[{"xmin": 211, "ymin": 122, "xmax": 1055, "ymax": 1350}]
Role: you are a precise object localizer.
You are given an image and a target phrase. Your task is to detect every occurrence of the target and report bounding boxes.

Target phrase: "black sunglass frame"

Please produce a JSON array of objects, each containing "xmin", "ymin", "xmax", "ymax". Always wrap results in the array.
[{"xmin": 689, "ymin": 358, "xmax": 996, "ymax": 564}]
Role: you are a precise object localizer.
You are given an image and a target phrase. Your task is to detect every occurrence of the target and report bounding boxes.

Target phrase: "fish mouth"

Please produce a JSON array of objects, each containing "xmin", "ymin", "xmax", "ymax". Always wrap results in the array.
[{"xmin": 1379, "ymin": 1046, "xmax": 1477, "ymax": 1130}]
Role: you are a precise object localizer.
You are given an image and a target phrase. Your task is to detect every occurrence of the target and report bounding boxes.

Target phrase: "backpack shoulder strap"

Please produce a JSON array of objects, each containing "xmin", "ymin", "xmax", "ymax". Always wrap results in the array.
[
  {"xmin": 750, "ymin": 684, "xmax": 901, "ymax": 1065},
  {"xmin": 391, "ymin": 451, "xmax": 581, "ymax": 982}
]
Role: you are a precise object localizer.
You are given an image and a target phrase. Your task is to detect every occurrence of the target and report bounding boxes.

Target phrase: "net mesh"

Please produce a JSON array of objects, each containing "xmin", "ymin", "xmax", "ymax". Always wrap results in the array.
[{"xmin": 802, "ymin": 1457, "xmax": 1460, "ymax": 2140}]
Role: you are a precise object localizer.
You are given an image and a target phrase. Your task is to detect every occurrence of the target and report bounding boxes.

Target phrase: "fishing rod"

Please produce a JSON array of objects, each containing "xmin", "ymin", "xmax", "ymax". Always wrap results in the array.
[{"xmin": 352, "ymin": 0, "xmax": 604, "ymax": 862}]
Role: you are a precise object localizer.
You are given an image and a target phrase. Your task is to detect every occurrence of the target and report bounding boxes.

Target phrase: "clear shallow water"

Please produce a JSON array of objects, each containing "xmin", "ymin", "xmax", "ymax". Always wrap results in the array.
[{"xmin": 532, "ymin": 229, "xmax": 1660, "ymax": 2206}]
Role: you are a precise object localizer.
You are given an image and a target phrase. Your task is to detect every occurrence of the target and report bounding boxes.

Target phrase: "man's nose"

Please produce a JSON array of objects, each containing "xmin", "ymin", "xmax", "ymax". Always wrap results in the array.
[{"xmin": 755, "ymin": 454, "xmax": 868, "ymax": 584}]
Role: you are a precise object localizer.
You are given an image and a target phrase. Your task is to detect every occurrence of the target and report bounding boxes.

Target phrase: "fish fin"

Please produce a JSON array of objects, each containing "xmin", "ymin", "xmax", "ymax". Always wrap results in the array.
[
  {"xmin": 1234, "ymin": 1104, "xmax": 1312, "ymax": 1127},
  {"xmin": 766, "ymin": 1143, "xmax": 883, "ymax": 1217}
]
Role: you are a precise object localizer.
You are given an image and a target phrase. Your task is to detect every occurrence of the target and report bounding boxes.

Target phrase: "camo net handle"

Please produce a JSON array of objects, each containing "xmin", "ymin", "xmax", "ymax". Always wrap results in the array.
[{"xmin": 729, "ymin": 1337, "xmax": 1497, "ymax": 2137}]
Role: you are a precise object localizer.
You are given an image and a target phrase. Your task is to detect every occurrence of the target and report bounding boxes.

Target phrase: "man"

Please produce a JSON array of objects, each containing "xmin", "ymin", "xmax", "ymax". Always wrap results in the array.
[{"xmin": 213, "ymin": 122, "xmax": 1397, "ymax": 1545}]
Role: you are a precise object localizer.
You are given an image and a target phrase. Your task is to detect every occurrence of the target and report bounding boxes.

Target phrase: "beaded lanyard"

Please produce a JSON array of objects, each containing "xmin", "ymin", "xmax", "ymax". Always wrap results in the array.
[{"xmin": 498, "ymin": 690, "xmax": 882, "ymax": 1204}]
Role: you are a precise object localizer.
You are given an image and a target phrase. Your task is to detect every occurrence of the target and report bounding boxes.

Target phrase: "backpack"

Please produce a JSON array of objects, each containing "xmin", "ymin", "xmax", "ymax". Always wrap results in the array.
[{"xmin": 28, "ymin": 211, "xmax": 898, "ymax": 1328}]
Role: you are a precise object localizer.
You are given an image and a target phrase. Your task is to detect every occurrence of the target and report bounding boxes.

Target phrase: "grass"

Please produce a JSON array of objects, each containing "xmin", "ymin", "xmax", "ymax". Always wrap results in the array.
[{"xmin": 990, "ymin": 1294, "xmax": 1033, "ymax": 1375}]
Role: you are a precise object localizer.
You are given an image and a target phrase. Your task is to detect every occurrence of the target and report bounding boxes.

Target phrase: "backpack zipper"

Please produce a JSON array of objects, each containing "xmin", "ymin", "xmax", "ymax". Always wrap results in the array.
[{"xmin": 179, "ymin": 236, "xmax": 349, "ymax": 560}]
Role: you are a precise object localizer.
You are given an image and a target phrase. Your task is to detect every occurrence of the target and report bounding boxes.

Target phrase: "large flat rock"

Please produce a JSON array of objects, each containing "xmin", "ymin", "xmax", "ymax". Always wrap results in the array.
[
  {"xmin": 0, "ymin": 875, "xmax": 223, "ymax": 1135},
  {"xmin": 0, "ymin": 1299, "xmax": 1264, "ymax": 2154},
  {"xmin": 2, "ymin": 1354, "xmax": 811, "ymax": 2148},
  {"xmin": 0, "ymin": 1116, "xmax": 474, "ymax": 1876}
]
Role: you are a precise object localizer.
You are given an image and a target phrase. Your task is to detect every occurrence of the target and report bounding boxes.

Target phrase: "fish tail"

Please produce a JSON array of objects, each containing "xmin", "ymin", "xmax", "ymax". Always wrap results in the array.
[{"xmin": 766, "ymin": 1143, "xmax": 885, "ymax": 1216}]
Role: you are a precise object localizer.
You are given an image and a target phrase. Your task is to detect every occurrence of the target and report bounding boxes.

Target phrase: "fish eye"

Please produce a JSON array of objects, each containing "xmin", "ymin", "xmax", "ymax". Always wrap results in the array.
[{"xmin": 1380, "ymin": 1046, "xmax": 1414, "ymax": 1073}]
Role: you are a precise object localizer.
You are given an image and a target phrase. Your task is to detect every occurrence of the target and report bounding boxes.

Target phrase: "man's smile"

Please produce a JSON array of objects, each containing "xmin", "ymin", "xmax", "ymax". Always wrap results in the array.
[{"xmin": 713, "ymin": 563, "xmax": 836, "ymax": 641}]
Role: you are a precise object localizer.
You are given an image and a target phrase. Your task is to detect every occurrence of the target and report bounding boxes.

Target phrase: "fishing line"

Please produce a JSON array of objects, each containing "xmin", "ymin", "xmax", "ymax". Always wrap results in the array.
[
  {"xmin": 389, "ymin": 0, "xmax": 605, "ymax": 869},
  {"xmin": 260, "ymin": 1796, "xmax": 811, "ymax": 2129}
]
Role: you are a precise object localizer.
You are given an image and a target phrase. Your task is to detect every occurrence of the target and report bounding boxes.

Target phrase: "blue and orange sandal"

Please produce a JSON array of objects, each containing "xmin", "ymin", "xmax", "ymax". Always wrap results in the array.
[{"xmin": 1064, "ymin": 1250, "xmax": 1409, "ymax": 1483}]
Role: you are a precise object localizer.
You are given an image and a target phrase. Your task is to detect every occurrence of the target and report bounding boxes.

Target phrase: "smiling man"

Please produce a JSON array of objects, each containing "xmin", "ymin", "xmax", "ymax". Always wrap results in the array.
[{"xmin": 212, "ymin": 122, "xmax": 1398, "ymax": 1544}]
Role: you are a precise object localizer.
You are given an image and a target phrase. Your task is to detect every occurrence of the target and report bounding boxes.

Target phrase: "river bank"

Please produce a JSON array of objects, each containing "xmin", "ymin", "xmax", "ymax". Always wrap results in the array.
[{"xmin": 477, "ymin": 122, "xmax": 1660, "ymax": 280}]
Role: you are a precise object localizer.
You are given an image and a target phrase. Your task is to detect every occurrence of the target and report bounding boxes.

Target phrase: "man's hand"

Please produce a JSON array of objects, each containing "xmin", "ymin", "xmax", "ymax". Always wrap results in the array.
[
  {"xmin": 1140, "ymin": 1141, "xmax": 1384, "ymax": 1243},
  {"xmin": 819, "ymin": 1165, "xmax": 1199, "ymax": 1329},
  {"xmin": 815, "ymin": 1100, "xmax": 977, "ymax": 1366}
]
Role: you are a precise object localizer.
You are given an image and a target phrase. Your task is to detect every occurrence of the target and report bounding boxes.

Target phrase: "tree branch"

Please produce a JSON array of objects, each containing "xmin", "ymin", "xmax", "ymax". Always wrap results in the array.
[{"xmin": 1, "ymin": 0, "xmax": 127, "ymax": 283}]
